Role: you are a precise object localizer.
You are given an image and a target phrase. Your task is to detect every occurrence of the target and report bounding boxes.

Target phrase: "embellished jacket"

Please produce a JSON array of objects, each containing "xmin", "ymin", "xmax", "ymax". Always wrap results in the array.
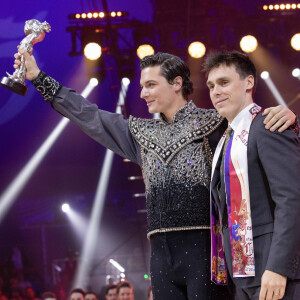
[
  {"xmin": 129, "ymin": 102, "xmax": 225, "ymax": 238},
  {"xmin": 31, "ymin": 72, "xmax": 227, "ymax": 238}
]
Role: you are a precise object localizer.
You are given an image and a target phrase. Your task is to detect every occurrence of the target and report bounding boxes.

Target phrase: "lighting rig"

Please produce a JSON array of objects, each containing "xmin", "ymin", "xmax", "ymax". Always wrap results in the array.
[{"xmin": 66, "ymin": 10, "xmax": 157, "ymax": 82}]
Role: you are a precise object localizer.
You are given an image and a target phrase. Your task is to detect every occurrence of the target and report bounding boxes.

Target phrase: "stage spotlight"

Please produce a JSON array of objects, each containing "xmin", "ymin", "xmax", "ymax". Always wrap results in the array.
[
  {"xmin": 137, "ymin": 44, "xmax": 155, "ymax": 59},
  {"xmin": 240, "ymin": 35, "xmax": 258, "ymax": 53},
  {"xmin": 84, "ymin": 43, "xmax": 102, "ymax": 60},
  {"xmin": 62, "ymin": 203, "xmax": 70, "ymax": 213},
  {"xmin": 188, "ymin": 41, "xmax": 206, "ymax": 58},
  {"xmin": 261, "ymin": 71, "xmax": 287, "ymax": 107},
  {"xmin": 280, "ymin": 4, "xmax": 285, "ymax": 9},
  {"xmin": 263, "ymin": 5, "xmax": 268, "ymax": 10},
  {"xmin": 291, "ymin": 33, "xmax": 300, "ymax": 51},
  {"xmin": 69, "ymin": 11, "xmax": 128, "ymax": 20},
  {"xmin": 286, "ymin": 4, "xmax": 291, "ymax": 9},
  {"xmin": 274, "ymin": 4, "xmax": 280, "ymax": 10},
  {"xmin": 292, "ymin": 4, "xmax": 297, "ymax": 9},
  {"xmin": 292, "ymin": 68, "xmax": 300, "ymax": 78},
  {"xmin": 122, "ymin": 77, "xmax": 130, "ymax": 86},
  {"xmin": 260, "ymin": 71, "xmax": 269, "ymax": 80},
  {"xmin": 134, "ymin": 25, "xmax": 156, "ymax": 60},
  {"xmin": 90, "ymin": 78, "xmax": 99, "ymax": 87}
]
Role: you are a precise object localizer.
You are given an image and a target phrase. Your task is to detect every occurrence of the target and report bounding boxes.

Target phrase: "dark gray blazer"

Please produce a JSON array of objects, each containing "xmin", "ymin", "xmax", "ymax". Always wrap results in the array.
[{"xmin": 211, "ymin": 112, "xmax": 300, "ymax": 288}]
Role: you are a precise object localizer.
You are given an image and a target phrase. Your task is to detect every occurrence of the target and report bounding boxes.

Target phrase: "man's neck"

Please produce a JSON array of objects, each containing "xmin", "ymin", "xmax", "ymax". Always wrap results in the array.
[
  {"xmin": 228, "ymin": 102, "xmax": 255, "ymax": 130},
  {"xmin": 164, "ymin": 98, "xmax": 188, "ymax": 122},
  {"xmin": 227, "ymin": 99, "xmax": 254, "ymax": 123}
]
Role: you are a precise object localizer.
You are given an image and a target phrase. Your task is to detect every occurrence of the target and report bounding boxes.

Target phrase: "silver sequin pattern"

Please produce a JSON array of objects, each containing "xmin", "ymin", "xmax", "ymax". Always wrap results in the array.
[
  {"xmin": 129, "ymin": 101, "xmax": 224, "ymax": 237},
  {"xmin": 31, "ymin": 71, "xmax": 62, "ymax": 102}
]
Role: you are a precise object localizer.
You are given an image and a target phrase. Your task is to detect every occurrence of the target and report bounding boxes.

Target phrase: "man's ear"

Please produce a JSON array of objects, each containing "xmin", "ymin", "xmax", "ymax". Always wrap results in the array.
[
  {"xmin": 246, "ymin": 75, "xmax": 255, "ymax": 92},
  {"xmin": 173, "ymin": 76, "xmax": 183, "ymax": 92}
]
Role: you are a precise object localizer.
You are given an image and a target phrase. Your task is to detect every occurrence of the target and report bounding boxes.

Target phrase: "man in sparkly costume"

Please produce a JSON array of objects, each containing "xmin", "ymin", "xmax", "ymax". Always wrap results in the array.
[{"xmin": 14, "ymin": 50, "xmax": 296, "ymax": 300}]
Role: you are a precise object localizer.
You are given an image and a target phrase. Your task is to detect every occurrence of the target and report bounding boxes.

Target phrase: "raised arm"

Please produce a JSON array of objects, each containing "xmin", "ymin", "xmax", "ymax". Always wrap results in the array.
[{"xmin": 14, "ymin": 50, "xmax": 141, "ymax": 165}]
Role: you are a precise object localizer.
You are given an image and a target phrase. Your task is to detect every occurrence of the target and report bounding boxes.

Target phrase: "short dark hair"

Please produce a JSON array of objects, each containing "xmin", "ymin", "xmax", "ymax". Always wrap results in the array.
[
  {"xmin": 202, "ymin": 50, "xmax": 257, "ymax": 93},
  {"xmin": 84, "ymin": 292, "xmax": 96, "ymax": 298},
  {"xmin": 70, "ymin": 289, "xmax": 85, "ymax": 297},
  {"xmin": 105, "ymin": 285, "xmax": 117, "ymax": 295},
  {"xmin": 139, "ymin": 52, "xmax": 193, "ymax": 100},
  {"xmin": 42, "ymin": 292, "xmax": 57, "ymax": 300},
  {"xmin": 116, "ymin": 281, "xmax": 133, "ymax": 294}
]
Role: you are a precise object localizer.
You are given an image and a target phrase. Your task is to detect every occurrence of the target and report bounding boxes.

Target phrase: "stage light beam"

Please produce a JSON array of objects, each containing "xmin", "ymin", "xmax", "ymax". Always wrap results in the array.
[
  {"xmin": 73, "ymin": 77, "xmax": 131, "ymax": 289},
  {"xmin": 109, "ymin": 259, "xmax": 125, "ymax": 273},
  {"xmin": 64, "ymin": 206, "xmax": 89, "ymax": 241},
  {"xmin": 260, "ymin": 71, "xmax": 287, "ymax": 107},
  {"xmin": 0, "ymin": 78, "xmax": 98, "ymax": 224}
]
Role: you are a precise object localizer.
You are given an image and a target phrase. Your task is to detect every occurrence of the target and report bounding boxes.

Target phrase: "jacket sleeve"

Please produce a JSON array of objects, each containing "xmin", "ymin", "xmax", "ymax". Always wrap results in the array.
[
  {"xmin": 30, "ymin": 71, "xmax": 142, "ymax": 166},
  {"xmin": 51, "ymin": 87, "xmax": 142, "ymax": 165},
  {"xmin": 253, "ymin": 115, "xmax": 300, "ymax": 279}
]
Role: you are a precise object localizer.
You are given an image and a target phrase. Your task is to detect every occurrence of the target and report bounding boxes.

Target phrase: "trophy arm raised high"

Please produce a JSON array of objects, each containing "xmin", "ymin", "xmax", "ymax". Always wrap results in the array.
[{"xmin": 1, "ymin": 19, "xmax": 51, "ymax": 96}]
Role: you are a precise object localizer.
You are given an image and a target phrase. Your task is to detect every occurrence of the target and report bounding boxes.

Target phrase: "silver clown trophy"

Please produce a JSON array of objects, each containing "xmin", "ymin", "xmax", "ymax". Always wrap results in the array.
[{"xmin": 0, "ymin": 19, "xmax": 51, "ymax": 96}]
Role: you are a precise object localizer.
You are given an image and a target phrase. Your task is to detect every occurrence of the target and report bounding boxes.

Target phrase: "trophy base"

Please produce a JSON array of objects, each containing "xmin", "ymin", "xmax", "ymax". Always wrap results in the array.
[{"xmin": 1, "ymin": 76, "xmax": 27, "ymax": 96}]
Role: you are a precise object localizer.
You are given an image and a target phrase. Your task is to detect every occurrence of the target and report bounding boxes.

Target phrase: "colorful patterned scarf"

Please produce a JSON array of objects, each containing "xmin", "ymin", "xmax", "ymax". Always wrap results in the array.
[{"xmin": 211, "ymin": 103, "xmax": 262, "ymax": 284}]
